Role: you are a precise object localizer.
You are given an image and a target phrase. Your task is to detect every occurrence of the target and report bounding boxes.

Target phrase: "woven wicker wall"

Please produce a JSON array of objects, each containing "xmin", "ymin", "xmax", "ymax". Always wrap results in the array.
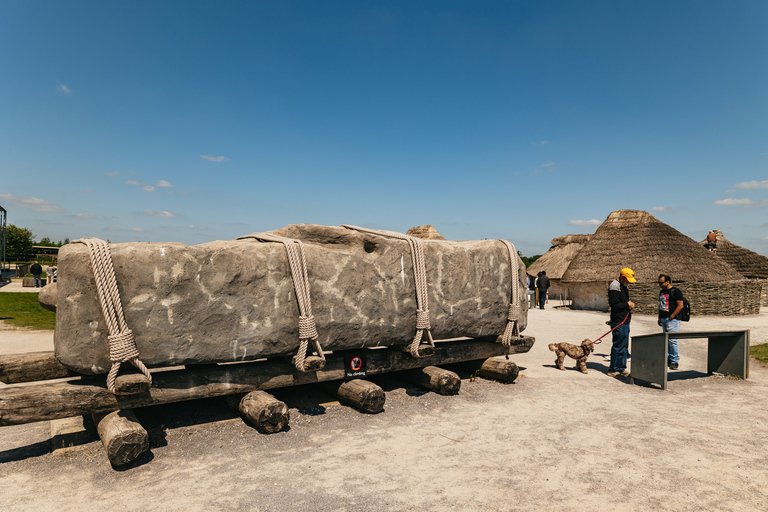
[
  {"xmin": 761, "ymin": 280, "xmax": 768, "ymax": 307},
  {"xmin": 628, "ymin": 280, "xmax": 763, "ymax": 316}
]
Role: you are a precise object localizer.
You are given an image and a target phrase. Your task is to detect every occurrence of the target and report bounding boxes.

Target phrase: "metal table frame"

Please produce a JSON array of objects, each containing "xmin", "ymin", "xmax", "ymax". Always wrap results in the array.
[{"xmin": 629, "ymin": 330, "xmax": 749, "ymax": 390}]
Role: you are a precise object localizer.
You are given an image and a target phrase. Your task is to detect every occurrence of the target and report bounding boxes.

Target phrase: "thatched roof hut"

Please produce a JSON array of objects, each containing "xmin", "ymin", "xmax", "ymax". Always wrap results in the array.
[
  {"xmin": 558, "ymin": 210, "xmax": 760, "ymax": 314},
  {"xmin": 561, "ymin": 210, "xmax": 741, "ymax": 284},
  {"xmin": 528, "ymin": 234, "xmax": 591, "ymax": 279},
  {"xmin": 406, "ymin": 225, "xmax": 446, "ymax": 240},
  {"xmin": 699, "ymin": 230, "xmax": 768, "ymax": 279}
]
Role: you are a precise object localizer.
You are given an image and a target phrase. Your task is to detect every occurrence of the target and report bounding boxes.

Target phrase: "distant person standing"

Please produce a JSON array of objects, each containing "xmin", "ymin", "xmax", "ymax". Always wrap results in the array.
[
  {"xmin": 705, "ymin": 230, "xmax": 717, "ymax": 252},
  {"xmin": 536, "ymin": 271, "xmax": 550, "ymax": 309},
  {"xmin": 30, "ymin": 261, "xmax": 43, "ymax": 288},
  {"xmin": 658, "ymin": 274, "xmax": 684, "ymax": 370},
  {"xmin": 607, "ymin": 268, "xmax": 636, "ymax": 378},
  {"xmin": 46, "ymin": 264, "xmax": 55, "ymax": 285}
]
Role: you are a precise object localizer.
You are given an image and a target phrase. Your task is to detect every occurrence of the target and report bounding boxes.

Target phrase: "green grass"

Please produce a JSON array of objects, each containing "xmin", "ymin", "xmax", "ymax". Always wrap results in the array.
[
  {"xmin": 750, "ymin": 343, "xmax": 768, "ymax": 364},
  {"xmin": 0, "ymin": 293, "xmax": 56, "ymax": 330}
]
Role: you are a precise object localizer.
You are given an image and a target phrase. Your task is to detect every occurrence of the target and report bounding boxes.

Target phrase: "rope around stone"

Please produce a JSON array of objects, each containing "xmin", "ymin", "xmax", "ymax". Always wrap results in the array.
[
  {"xmin": 237, "ymin": 233, "xmax": 325, "ymax": 372},
  {"xmin": 73, "ymin": 237, "xmax": 152, "ymax": 393},
  {"xmin": 342, "ymin": 225, "xmax": 435, "ymax": 357},
  {"xmin": 497, "ymin": 239, "xmax": 522, "ymax": 346}
]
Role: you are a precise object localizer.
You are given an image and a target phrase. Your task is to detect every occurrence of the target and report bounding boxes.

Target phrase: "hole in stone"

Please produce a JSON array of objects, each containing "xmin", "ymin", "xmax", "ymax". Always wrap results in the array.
[{"xmin": 364, "ymin": 240, "xmax": 376, "ymax": 253}]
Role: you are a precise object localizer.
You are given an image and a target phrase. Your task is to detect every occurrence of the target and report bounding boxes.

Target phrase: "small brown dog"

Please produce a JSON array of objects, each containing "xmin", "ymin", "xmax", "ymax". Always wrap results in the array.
[{"xmin": 548, "ymin": 339, "xmax": 595, "ymax": 374}]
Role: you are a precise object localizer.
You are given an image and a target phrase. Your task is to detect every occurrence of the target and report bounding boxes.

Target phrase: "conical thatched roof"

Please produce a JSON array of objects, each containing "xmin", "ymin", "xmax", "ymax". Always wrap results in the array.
[
  {"xmin": 561, "ymin": 210, "xmax": 743, "ymax": 283},
  {"xmin": 528, "ymin": 234, "xmax": 592, "ymax": 279},
  {"xmin": 700, "ymin": 230, "xmax": 768, "ymax": 279},
  {"xmin": 406, "ymin": 225, "xmax": 446, "ymax": 240}
]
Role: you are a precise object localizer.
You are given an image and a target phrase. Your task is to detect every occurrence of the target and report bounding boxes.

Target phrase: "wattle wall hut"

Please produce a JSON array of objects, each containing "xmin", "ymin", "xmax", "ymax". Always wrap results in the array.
[
  {"xmin": 560, "ymin": 210, "xmax": 761, "ymax": 315},
  {"xmin": 700, "ymin": 230, "xmax": 768, "ymax": 306},
  {"xmin": 527, "ymin": 234, "xmax": 591, "ymax": 301}
]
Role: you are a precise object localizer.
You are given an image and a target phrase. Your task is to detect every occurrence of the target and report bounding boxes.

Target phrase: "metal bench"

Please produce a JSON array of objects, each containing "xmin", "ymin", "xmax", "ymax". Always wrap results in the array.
[{"xmin": 629, "ymin": 330, "xmax": 750, "ymax": 390}]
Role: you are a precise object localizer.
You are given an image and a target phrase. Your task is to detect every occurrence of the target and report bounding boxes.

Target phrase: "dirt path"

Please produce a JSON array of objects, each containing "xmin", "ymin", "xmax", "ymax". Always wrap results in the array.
[{"xmin": 1, "ymin": 308, "xmax": 767, "ymax": 511}]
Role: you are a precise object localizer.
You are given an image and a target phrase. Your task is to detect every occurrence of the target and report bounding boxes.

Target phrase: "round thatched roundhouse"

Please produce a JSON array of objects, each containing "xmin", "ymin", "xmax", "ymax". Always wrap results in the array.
[
  {"xmin": 700, "ymin": 230, "xmax": 768, "ymax": 306},
  {"xmin": 561, "ymin": 210, "xmax": 761, "ymax": 315},
  {"xmin": 527, "ymin": 234, "xmax": 591, "ymax": 301}
]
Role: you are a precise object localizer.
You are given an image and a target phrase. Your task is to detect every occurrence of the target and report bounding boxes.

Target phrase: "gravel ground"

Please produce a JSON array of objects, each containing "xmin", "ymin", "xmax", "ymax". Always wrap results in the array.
[{"xmin": 1, "ymin": 307, "xmax": 767, "ymax": 511}]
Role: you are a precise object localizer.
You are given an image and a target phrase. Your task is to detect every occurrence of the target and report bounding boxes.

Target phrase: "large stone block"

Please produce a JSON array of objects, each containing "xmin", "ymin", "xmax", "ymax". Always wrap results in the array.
[{"xmin": 51, "ymin": 225, "xmax": 527, "ymax": 374}]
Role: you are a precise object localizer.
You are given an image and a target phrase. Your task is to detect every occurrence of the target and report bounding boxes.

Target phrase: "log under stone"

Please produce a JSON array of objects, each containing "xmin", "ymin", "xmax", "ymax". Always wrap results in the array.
[{"xmin": 50, "ymin": 224, "xmax": 528, "ymax": 375}]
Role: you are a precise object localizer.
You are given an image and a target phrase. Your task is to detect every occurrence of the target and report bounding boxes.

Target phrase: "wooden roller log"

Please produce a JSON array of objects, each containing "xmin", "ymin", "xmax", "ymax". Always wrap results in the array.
[
  {"xmin": 407, "ymin": 366, "xmax": 461, "ymax": 395},
  {"xmin": 461, "ymin": 357, "xmax": 520, "ymax": 383},
  {"xmin": 324, "ymin": 379, "xmax": 385, "ymax": 413},
  {"xmin": 0, "ymin": 352, "xmax": 73, "ymax": 384},
  {"xmin": 91, "ymin": 409, "xmax": 149, "ymax": 467},
  {"xmin": 226, "ymin": 391, "xmax": 289, "ymax": 434}
]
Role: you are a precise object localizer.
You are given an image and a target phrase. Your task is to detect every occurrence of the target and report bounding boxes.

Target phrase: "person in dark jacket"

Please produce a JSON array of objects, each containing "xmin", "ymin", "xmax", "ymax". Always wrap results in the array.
[
  {"xmin": 30, "ymin": 261, "xmax": 43, "ymax": 288},
  {"xmin": 536, "ymin": 271, "xmax": 550, "ymax": 309},
  {"xmin": 607, "ymin": 268, "xmax": 636, "ymax": 377}
]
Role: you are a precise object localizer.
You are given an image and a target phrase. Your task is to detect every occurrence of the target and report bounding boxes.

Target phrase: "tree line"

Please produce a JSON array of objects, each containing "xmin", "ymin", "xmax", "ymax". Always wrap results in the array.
[{"xmin": 3, "ymin": 224, "xmax": 69, "ymax": 261}]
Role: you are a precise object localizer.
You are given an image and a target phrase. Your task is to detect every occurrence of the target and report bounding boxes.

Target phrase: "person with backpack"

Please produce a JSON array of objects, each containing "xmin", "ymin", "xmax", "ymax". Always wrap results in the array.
[{"xmin": 658, "ymin": 274, "xmax": 684, "ymax": 370}]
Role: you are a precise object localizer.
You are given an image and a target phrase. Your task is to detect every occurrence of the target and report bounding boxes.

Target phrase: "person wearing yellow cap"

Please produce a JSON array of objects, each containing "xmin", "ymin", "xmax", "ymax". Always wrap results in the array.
[{"xmin": 607, "ymin": 268, "xmax": 636, "ymax": 378}]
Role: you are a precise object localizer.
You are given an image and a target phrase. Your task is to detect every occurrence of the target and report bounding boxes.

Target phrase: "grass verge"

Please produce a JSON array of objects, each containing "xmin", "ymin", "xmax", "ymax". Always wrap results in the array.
[
  {"xmin": 0, "ymin": 293, "xmax": 56, "ymax": 330},
  {"xmin": 750, "ymin": 343, "xmax": 768, "ymax": 364}
]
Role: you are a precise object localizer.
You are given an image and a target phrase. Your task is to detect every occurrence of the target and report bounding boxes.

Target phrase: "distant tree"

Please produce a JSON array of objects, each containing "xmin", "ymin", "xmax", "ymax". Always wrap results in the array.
[
  {"xmin": 63, "ymin": 237, "xmax": 70, "ymax": 245},
  {"xmin": 6, "ymin": 224, "xmax": 35, "ymax": 261},
  {"xmin": 518, "ymin": 251, "xmax": 542, "ymax": 268},
  {"xmin": 38, "ymin": 236, "xmax": 53, "ymax": 246}
]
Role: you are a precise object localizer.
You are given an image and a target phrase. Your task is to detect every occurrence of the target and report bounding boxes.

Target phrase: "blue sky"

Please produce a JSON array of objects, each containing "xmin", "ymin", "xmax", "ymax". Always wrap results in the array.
[{"xmin": 1, "ymin": 1, "xmax": 767, "ymax": 257}]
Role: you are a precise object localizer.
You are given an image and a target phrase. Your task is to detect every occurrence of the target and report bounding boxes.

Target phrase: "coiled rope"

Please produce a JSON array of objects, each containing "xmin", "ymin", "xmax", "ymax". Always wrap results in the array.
[
  {"xmin": 497, "ymin": 239, "xmax": 522, "ymax": 346},
  {"xmin": 237, "ymin": 233, "xmax": 325, "ymax": 372},
  {"xmin": 342, "ymin": 225, "xmax": 435, "ymax": 357},
  {"xmin": 73, "ymin": 237, "xmax": 151, "ymax": 393}
]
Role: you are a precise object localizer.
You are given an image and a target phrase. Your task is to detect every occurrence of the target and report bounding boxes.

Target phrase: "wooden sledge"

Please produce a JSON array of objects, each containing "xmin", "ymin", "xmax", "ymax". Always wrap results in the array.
[{"xmin": 0, "ymin": 335, "xmax": 534, "ymax": 467}]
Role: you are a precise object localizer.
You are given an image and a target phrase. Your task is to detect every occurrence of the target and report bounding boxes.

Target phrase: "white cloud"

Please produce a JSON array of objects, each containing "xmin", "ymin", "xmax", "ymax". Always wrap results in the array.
[
  {"xmin": 106, "ymin": 171, "xmax": 119, "ymax": 177},
  {"xmin": 734, "ymin": 180, "xmax": 768, "ymax": 189},
  {"xmin": 83, "ymin": 189, "xmax": 94, "ymax": 194},
  {"xmin": 714, "ymin": 198, "xmax": 753, "ymax": 206},
  {"xmin": 57, "ymin": 83, "xmax": 71, "ymax": 93},
  {"xmin": 201, "ymin": 154, "xmax": 230, "ymax": 163},
  {"xmin": 0, "ymin": 193, "xmax": 66, "ymax": 213},
  {"xmin": 141, "ymin": 185, "xmax": 156, "ymax": 192},
  {"xmin": 568, "ymin": 219, "xmax": 601, "ymax": 227},
  {"xmin": 539, "ymin": 140, "xmax": 550, "ymax": 145},
  {"xmin": 69, "ymin": 213, "xmax": 96, "ymax": 219},
  {"xmin": 131, "ymin": 227, "xmax": 145, "ymax": 232},
  {"xmin": 714, "ymin": 198, "xmax": 768, "ymax": 209},
  {"xmin": 143, "ymin": 210, "xmax": 179, "ymax": 217},
  {"xmin": 189, "ymin": 224, "xmax": 208, "ymax": 230},
  {"xmin": 125, "ymin": 180, "xmax": 140, "ymax": 185},
  {"xmin": 156, "ymin": 180, "xmax": 173, "ymax": 187},
  {"xmin": 541, "ymin": 162, "xmax": 555, "ymax": 167}
]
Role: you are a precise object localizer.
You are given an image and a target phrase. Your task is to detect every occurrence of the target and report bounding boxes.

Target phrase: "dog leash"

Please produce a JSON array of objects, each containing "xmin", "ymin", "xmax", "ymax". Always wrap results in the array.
[{"xmin": 592, "ymin": 312, "xmax": 630, "ymax": 345}]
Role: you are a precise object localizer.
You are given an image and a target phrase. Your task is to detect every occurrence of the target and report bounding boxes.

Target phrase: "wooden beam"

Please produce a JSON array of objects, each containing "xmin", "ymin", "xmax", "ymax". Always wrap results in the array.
[
  {"xmin": 0, "ymin": 339, "xmax": 518, "ymax": 426},
  {"xmin": 0, "ymin": 352, "xmax": 74, "ymax": 384}
]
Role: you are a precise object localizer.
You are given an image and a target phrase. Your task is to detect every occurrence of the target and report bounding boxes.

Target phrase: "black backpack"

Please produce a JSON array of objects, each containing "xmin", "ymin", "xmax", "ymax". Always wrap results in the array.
[{"xmin": 673, "ymin": 287, "xmax": 691, "ymax": 322}]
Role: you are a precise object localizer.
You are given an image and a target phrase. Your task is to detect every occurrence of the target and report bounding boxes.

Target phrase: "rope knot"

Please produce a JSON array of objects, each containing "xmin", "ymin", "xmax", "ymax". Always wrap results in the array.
[
  {"xmin": 108, "ymin": 329, "xmax": 140, "ymax": 363},
  {"xmin": 415, "ymin": 309, "xmax": 431, "ymax": 330},
  {"xmin": 508, "ymin": 303, "xmax": 521, "ymax": 321},
  {"xmin": 298, "ymin": 315, "xmax": 318, "ymax": 340}
]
